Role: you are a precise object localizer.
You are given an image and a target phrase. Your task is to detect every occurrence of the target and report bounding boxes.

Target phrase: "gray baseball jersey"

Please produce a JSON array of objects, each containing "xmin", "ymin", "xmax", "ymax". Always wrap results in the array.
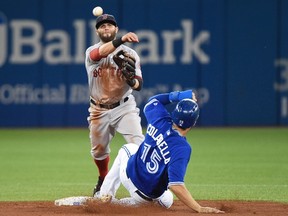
[
  {"xmin": 85, "ymin": 43, "xmax": 144, "ymax": 160},
  {"xmin": 85, "ymin": 43, "xmax": 142, "ymax": 104}
]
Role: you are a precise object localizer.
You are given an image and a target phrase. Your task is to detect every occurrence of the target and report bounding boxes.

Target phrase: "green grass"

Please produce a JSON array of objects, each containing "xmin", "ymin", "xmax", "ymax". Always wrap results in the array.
[
  {"xmin": 0, "ymin": 127, "xmax": 287, "ymax": 203},
  {"xmin": 186, "ymin": 128, "xmax": 288, "ymax": 203}
]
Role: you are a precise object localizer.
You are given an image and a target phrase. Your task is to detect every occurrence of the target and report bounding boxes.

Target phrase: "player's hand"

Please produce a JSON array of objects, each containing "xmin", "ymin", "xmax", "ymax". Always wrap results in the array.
[
  {"xmin": 192, "ymin": 92, "xmax": 197, "ymax": 102},
  {"xmin": 122, "ymin": 32, "xmax": 139, "ymax": 43},
  {"xmin": 199, "ymin": 206, "xmax": 225, "ymax": 214},
  {"xmin": 100, "ymin": 194, "xmax": 112, "ymax": 203}
]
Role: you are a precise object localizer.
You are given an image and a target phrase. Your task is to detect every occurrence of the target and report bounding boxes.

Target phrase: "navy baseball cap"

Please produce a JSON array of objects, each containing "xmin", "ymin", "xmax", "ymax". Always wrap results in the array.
[{"xmin": 95, "ymin": 14, "xmax": 117, "ymax": 29}]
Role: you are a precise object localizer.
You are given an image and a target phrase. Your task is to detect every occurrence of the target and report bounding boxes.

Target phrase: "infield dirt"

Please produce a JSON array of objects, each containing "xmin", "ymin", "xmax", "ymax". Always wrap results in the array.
[{"xmin": 0, "ymin": 200, "xmax": 287, "ymax": 216}]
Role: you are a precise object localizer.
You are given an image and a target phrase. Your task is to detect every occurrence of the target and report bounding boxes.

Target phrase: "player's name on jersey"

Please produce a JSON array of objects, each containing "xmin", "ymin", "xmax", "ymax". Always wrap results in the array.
[{"xmin": 146, "ymin": 124, "xmax": 170, "ymax": 164}]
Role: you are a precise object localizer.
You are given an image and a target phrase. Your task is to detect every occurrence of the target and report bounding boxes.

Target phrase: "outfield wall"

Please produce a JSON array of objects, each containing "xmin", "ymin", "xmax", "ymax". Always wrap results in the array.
[{"xmin": 0, "ymin": 0, "xmax": 287, "ymax": 127}]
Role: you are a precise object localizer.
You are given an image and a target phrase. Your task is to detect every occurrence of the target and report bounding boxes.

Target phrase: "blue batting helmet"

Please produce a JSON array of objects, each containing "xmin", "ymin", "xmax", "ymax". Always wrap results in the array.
[{"xmin": 171, "ymin": 99, "xmax": 200, "ymax": 129}]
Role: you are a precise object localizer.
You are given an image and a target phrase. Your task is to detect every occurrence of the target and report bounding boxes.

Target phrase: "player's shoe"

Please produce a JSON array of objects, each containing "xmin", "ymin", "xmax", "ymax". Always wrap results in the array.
[{"xmin": 93, "ymin": 176, "xmax": 104, "ymax": 197}]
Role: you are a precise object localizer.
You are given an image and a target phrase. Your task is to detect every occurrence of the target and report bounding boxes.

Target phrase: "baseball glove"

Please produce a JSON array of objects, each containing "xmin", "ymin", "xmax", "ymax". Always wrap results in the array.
[{"xmin": 113, "ymin": 50, "xmax": 136, "ymax": 86}]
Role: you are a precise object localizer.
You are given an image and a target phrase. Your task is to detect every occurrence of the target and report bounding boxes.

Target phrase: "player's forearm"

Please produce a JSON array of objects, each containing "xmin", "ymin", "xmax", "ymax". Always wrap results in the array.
[
  {"xmin": 169, "ymin": 184, "xmax": 201, "ymax": 213},
  {"xmin": 89, "ymin": 43, "xmax": 116, "ymax": 61},
  {"xmin": 169, "ymin": 184, "xmax": 224, "ymax": 214},
  {"xmin": 168, "ymin": 90, "xmax": 195, "ymax": 102},
  {"xmin": 148, "ymin": 90, "xmax": 195, "ymax": 105},
  {"xmin": 99, "ymin": 37, "xmax": 127, "ymax": 57},
  {"xmin": 148, "ymin": 93, "xmax": 170, "ymax": 105},
  {"xmin": 90, "ymin": 42, "xmax": 119, "ymax": 61},
  {"xmin": 130, "ymin": 78, "xmax": 142, "ymax": 91},
  {"xmin": 98, "ymin": 41, "xmax": 117, "ymax": 57}
]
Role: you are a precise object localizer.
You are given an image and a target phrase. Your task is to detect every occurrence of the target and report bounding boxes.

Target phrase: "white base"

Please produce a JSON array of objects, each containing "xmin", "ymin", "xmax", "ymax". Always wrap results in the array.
[{"xmin": 54, "ymin": 196, "xmax": 92, "ymax": 206}]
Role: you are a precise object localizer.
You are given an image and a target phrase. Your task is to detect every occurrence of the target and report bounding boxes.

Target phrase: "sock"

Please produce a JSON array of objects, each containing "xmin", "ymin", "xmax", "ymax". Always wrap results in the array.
[{"xmin": 94, "ymin": 156, "xmax": 110, "ymax": 179}]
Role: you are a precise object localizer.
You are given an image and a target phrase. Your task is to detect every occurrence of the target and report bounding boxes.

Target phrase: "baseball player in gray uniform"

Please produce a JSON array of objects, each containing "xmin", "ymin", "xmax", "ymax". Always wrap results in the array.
[{"xmin": 85, "ymin": 14, "xmax": 144, "ymax": 196}]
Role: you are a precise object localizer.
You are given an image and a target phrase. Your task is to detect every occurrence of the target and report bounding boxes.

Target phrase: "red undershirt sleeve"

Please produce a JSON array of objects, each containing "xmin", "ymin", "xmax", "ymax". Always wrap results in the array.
[{"xmin": 89, "ymin": 48, "xmax": 103, "ymax": 61}]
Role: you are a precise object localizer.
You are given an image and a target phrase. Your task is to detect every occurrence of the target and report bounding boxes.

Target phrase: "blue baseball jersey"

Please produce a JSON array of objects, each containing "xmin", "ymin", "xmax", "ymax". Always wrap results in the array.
[{"xmin": 126, "ymin": 98, "xmax": 192, "ymax": 198}]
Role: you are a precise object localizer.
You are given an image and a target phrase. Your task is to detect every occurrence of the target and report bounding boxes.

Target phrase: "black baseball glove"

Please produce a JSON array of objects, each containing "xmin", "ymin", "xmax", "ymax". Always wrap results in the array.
[{"xmin": 113, "ymin": 50, "xmax": 136, "ymax": 87}]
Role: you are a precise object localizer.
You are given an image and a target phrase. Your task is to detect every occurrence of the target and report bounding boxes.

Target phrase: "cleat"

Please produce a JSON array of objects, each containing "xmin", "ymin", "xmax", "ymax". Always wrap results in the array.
[{"xmin": 93, "ymin": 176, "xmax": 104, "ymax": 197}]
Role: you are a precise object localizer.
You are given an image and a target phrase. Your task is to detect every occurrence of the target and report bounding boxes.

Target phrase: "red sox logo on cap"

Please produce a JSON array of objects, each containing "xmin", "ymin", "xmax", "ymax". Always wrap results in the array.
[{"xmin": 95, "ymin": 14, "xmax": 117, "ymax": 29}]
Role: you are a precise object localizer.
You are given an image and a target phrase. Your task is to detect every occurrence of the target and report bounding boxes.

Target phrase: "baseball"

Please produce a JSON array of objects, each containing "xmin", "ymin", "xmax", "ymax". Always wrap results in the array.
[{"xmin": 93, "ymin": 6, "xmax": 103, "ymax": 16}]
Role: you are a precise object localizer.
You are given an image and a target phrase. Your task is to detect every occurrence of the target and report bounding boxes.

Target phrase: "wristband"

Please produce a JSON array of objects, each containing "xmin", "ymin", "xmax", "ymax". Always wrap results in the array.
[
  {"xmin": 169, "ymin": 90, "xmax": 193, "ymax": 102},
  {"xmin": 169, "ymin": 91, "xmax": 180, "ymax": 102},
  {"xmin": 112, "ymin": 37, "xmax": 124, "ymax": 48},
  {"xmin": 178, "ymin": 90, "xmax": 193, "ymax": 100},
  {"xmin": 126, "ymin": 79, "xmax": 136, "ymax": 87}
]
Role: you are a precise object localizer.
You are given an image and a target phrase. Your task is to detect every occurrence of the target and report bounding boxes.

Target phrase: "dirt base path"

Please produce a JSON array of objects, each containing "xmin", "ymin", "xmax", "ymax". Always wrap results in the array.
[{"xmin": 0, "ymin": 200, "xmax": 287, "ymax": 216}]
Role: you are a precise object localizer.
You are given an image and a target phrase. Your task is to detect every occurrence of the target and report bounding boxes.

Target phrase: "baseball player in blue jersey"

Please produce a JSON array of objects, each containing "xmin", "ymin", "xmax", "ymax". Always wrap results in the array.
[{"xmin": 97, "ymin": 90, "xmax": 224, "ymax": 213}]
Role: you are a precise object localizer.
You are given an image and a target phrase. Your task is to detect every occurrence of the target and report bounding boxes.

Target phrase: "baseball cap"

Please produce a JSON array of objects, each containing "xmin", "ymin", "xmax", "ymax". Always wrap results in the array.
[{"xmin": 95, "ymin": 14, "xmax": 117, "ymax": 29}]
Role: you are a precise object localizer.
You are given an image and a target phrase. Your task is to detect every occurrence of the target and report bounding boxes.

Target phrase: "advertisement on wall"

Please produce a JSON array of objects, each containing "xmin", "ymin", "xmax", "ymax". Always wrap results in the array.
[{"xmin": 0, "ymin": 0, "xmax": 287, "ymax": 127}]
